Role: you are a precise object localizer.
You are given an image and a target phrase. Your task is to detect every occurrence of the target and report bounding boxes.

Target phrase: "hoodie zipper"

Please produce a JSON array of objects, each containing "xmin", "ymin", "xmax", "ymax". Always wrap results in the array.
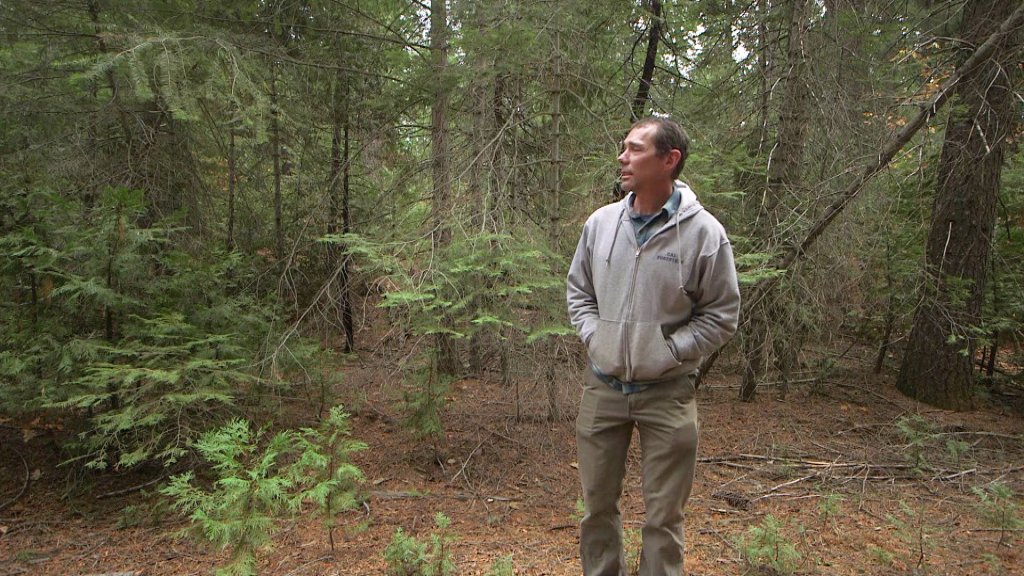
[
  {"xmin": 623, "ymin": 244, "xmax": 642, "ymax": 382},
  {"xmin": 622, "ymin": 211, "xmax": 684, "ymax": 382}
]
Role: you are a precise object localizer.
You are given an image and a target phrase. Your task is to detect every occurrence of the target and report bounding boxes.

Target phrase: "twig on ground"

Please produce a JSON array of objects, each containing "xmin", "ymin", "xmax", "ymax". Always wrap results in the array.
[
  {"xmin": 450, "ymin": 438, "xmax": 486, "ymax": 484},
  {"xmin": 756, "ymin": 475, "xmax": 817, "ymax": 498},
  {"xmin": 933, "ymin": 468, "xmax": 977, "ymax": 482},
  {"xmin": 834, "ymin": 382, "xmax": 905, "ymax": 408},
  {"xmin": 281, "ymin": 554, "xmax": 333, "ymax": 576},
  {"xmin": 370, "ymin": 490, "xmax": 518, "ymax": 502},
  {"xmin": 96, "ymin": 475, "xmax": 166, "ymax": 500}
]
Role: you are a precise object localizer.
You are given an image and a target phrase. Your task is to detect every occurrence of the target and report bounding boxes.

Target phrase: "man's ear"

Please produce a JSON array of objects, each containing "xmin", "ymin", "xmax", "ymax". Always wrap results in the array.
[{"xmin": 664, "ymin": 149, "xmax": 682, "ymax": 172}]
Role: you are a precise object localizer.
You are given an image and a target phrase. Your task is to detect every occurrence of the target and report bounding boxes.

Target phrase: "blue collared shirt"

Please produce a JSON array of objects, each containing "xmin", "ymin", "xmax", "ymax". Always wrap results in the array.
[{"xmin": 627, "ymin": 187, "xmax": 681, "ymax": 247}]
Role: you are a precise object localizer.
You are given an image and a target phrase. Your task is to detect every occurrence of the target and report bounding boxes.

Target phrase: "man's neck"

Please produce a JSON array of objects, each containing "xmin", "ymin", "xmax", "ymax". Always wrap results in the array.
[{"xmin": 632, "ymin": 183, "xmax": 674, "ymax": 215}]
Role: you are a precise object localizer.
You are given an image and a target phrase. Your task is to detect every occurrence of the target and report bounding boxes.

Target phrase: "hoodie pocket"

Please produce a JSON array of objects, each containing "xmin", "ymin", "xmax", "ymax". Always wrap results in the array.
[
  {"xmin": 587, "ymin": 319, "xmax": 626, "ymax": 379},
  {"xmin": 627, "ymin": 321, "xmax": 683, "ymax": 381}
]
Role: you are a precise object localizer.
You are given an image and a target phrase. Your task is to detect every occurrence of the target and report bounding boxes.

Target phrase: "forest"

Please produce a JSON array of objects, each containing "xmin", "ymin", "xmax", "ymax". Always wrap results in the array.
[{"xmin": 1, "ymin": 0, "xmax": 1023, "ymax": 575}]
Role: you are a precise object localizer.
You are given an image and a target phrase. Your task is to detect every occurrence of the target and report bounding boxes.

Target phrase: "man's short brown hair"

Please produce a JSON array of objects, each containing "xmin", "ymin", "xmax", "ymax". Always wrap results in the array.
[{"xmin": 630, "ymin": 116, "xmax": 689, "ymax": 179}]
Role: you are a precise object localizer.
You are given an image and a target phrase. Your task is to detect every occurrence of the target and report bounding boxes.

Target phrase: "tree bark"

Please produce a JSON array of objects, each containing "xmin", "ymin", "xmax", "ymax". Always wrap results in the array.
[
  {"xmin": 897, "ymin": 0, "xmax": 1021, "ymax": 410},
  {"xmin": 227, "ymin": 123, "xmax": 237, "ymax": 252},
  {"xmin": 740, "ymin": 0, "xmax": 810, "ymax": 401},
  {"xmin": 328, "ymin": 74, "xmax": 354, "ymax": 353},
  {"xmin": 631, "ymin": 0, "xmax": 662, "ymax": 122},
  {"xmin": 271, "ymin": 69, "xmax": 284, "ymax": 259},
  {"xmin": 430, "ymin": 0, "xmax": 458, "ymax": 376},
  {"xmin": 738, "ymin": 0, "xmax": 1024, "ymax": 318}
]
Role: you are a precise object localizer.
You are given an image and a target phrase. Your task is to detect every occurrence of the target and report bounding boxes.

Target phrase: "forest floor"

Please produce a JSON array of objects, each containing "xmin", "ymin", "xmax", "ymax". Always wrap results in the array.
[{"xmin": 2, "ymin": 342, "xmax": 1023, "ymax": 576}]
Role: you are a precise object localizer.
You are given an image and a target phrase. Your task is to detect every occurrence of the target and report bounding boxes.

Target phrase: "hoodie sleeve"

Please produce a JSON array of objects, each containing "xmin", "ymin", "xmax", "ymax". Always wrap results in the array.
[
  {"xmin": 566, "ymin": 219, "xmax": 600, "ymax": 346},
  {"xmin": 667, "ymin": 238, "xmax": 741, "ymax": 361}
]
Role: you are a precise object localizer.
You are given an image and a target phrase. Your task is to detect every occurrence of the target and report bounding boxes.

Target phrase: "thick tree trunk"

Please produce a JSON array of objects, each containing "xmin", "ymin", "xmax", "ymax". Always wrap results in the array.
[{"xmin": 897, "ymin": 0, "xmax": 1020, "ymax": 410}]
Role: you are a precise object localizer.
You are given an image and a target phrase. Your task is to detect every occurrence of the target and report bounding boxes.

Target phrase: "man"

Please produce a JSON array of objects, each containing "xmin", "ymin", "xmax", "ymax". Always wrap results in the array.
[{"xmin": 566, "ymin": 116, "xmax": 740, "ymax": 576}]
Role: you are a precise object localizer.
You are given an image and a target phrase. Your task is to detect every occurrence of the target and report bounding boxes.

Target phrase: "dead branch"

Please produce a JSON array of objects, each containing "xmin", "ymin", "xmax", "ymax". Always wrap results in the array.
[
  {"xmin": 701, "ymin": 453, "xmax": 992, "ymax": 485},
  {"xmin": 741, "ymin": 1, "xmax": 1024, "ymax": 313},
  {"xmin": 95, "ymin": 474, "xmax": 166, "ymax": 500},
  {"xmin": 450, "ymin": 438, "xmax": 486, "ymax": 484}
]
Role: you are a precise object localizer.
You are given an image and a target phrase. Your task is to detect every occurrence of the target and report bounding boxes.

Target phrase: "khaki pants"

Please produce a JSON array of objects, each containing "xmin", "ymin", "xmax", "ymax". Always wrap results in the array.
[{"xmin": 576, "ymin": 370, "xmax": 699, "ymax": 576}]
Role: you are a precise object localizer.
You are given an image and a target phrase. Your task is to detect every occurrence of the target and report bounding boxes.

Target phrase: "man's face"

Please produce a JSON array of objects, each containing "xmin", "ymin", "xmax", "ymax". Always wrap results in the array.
[{"xmin": 617, "ymin": 124, "xmax": 678, "ymax": 194}]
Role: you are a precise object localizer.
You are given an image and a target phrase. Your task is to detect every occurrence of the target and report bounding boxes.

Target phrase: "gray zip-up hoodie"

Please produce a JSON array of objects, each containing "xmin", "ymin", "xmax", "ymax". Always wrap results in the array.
[{"xmin": 566, "ymin": 181, "xmax": 741, "ymax": 383}]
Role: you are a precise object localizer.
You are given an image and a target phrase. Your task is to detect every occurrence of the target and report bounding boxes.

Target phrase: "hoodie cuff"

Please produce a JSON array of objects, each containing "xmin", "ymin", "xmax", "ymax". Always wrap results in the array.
[{"xmin": 669, "ymin": 329, "xmax": 701, "ymax": 362}]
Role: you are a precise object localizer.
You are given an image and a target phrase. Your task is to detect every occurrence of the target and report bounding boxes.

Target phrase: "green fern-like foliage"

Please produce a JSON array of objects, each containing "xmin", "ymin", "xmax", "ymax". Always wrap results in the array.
[
  {"xmin": 0, "ymin": 186, "xmax": 283, "ymax": 470},
  {"xmin": 327, "ymin": 230, "xmax": 571, "ymax": 439},
  {"xmin": 162, "ymin": 409, "xmax": 366, "ymax": 575},
  {"xmin": 735, "ymin": 514, "xmax": 802, "ymax": 575},
  {"xmin": 384, "ymin": 527, "xmax": 430, "ymax": 576},
  {"xmin": 162, "ymin": 420, "xmax": 297, "ymax": 576},
  {"xmin": 290, "ymin": 405, "xmax": 369, "ymax": 550},
  {"xmin": 973, "ymin": 482, "xmax": 1024, "ymax": 546},
  {"xmin": 383, "ymin": 513, "xmax": 456, "ymax": 576},
  {"xmin": 55, "ymin": 314, "xmax": 248, "ymax": 469}
]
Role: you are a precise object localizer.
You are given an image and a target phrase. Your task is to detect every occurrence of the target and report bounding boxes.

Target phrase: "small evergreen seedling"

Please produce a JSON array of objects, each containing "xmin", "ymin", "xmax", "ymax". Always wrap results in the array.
[
  {"xmin": 383, "ymin": 513, "xmax": 457, "ymax": 576},
  {"xmin": 290, "ymin": 405, "xmax": 368, "ymax": 551},
  {"xmin": 161, "ymin": 419, "xmax": 297, "ymax": 576},
  {"xmin": 735, "ymin": 514, "xmax": 802, "ymax": 575},
  {"xmin": 427, "ymin": 512, "xmax": 456, "ymax": 576},
  {"xmin": 384, "ymin": 527, "xmax": 430, "ymax": 576},
  {"xmin": 895, "ymin": 414, "xmax": 936, "ymax": 472},
  {"xmin": 886, "ymin": 500, "xmax": 933, "ymax": 570},
  {"xmin": 818, "ymin": 492, "xmax": 844, "ymax": 532},
  {"xmin": 973, "ymin": 482, "xmax": 1024, "ymax": 546},
  {"xmin": 484, "ymin": 555, "xmax": 514, "ymax": 576}
]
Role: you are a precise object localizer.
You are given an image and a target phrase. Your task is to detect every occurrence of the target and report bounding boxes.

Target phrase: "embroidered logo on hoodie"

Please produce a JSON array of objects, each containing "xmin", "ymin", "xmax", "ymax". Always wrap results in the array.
[{"xmin": 657, "ymin": 251, "xmax": 680, "ymax": 264}]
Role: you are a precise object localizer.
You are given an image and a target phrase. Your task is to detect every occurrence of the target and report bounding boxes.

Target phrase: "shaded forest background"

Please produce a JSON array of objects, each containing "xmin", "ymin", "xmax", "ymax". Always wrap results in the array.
[{"xmin": 1, "ymin": 0, "xmax": 1023, "ymax": 573}]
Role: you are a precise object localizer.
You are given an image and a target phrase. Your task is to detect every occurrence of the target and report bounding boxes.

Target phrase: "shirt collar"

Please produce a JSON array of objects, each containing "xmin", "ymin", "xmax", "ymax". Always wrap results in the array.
[{"xmin": 626, "ymin": 187, "xmax": 681, "ymax": 220}]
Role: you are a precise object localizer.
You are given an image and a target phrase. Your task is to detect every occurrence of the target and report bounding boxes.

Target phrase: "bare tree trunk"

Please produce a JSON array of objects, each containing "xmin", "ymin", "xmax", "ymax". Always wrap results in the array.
[
  {"xmin": 271, "ymin": 69, "xmax": 284, "ymax": 259},
  {"xmin": 328, "ymin": 75, "xmax": 355, "ymax": 353},
  {"xmin": 873, "ymin": 241, "xmax": 897, "ymax": 373},
  {"xmin": 430, "ymin": 0, "xmax": 459, "ymax": 376},
  {"xmin": 340, "ymin": 122, "xmax": 354, "ymax": 353},
  {"xmin": 631, "ymin": 0, "xmax": 662, "ymax": 121},
  {"xmin": 227, "ymin": 123, "xmax": 237, "ymax": 252},
  {"xmin": 545, "ymin": 28, "xmax": 564, "ymax": 422},
  {"xmin": 741, "ymin": 0, "xmax": 810, "ymax": 401},
  {"xmin": 897, "ymin": 0, "xmax": 1020, "ymax": 410}
]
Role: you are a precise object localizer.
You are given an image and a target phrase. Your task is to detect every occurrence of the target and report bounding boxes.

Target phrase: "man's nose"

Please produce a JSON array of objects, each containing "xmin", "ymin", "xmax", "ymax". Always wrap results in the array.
[{"xmin": 618, "ymin": 151, "xmax": 628, "ymax": 164}]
